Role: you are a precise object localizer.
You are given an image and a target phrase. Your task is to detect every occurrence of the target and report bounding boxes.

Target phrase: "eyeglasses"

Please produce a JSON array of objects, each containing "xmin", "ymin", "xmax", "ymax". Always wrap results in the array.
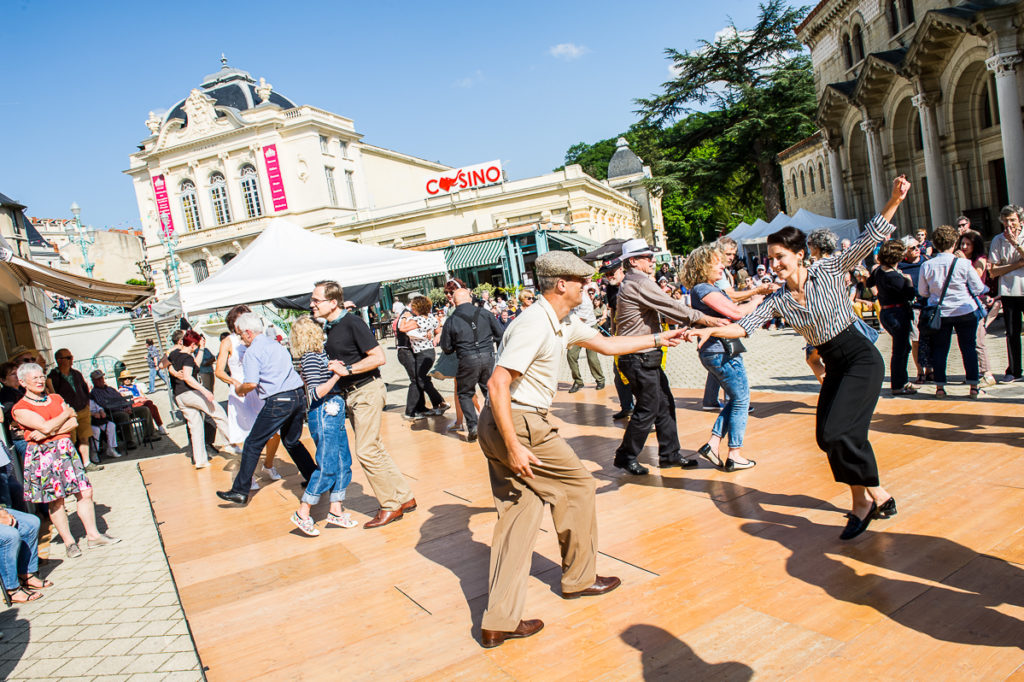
[
  {"xmin": 310, "ymin": 297, "xmax": 329, "ymax": 307},
  {"xmin": 522, "ymin": 296, "xmax": 534, "ymax": 301},
  {"xmin": 19, "ymin": 357, "xmax": 38, "ymax": 364}
]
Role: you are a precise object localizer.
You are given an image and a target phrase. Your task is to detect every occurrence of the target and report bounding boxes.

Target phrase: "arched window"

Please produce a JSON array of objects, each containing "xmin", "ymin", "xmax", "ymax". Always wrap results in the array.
[
  {"xmin": 179, "ymin": 180, "xmax": 202, "ymax": 232},
  {"xmin": 792, "ymin": 172, "xmax": 800, "ymax": 197},
  {"xmin": 239, "ymin": 164, "xmax": 263, "ymax": 219},
  {"xmin": 809, "ymin": 165, "xmax": 816, "ymax": 193},
  {"xmin": 209, "ymin": 172, "xmax": 231, "ymax": 225},
  {"xmin": 221, "ymin": 253, "xmax": 236, "ymax": 265},
  {"xmin": 800, "ymin": 170, "xmax": 807, "ymax": 195},
  {"xmin": 842, "ymin": 34, "xmax": 853, "ymax": 68},
  {"xmin": 887, "ymin": 0, "xmax": 900, "ymax": 35},
  {"xmin": 818, "ymin": 162, "xmax": 826, "ymax": 190},
  {"xmin": 191, "ymin": 259, "xmax": 209, "ymax": 283},
  {"xmin": 852, "ymin": 25, "xmax": 865, "ymax": 63},
  {"xmin": 901, "ymin": 0, "xmax": 915, "ymax": 25}
]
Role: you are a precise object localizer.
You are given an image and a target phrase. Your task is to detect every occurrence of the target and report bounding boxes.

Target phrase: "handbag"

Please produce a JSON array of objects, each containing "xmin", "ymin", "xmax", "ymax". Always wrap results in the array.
[
  {"xmin": 722, "ymin": 337, "xmax": 747, "ymax": 357},
  {"xmin": 918, "ymin": 259, "xmax": 958, "ymax": 337},
  {"xmin": 429, "ymin": 351, "xmax": 458, "ymax": 380}
]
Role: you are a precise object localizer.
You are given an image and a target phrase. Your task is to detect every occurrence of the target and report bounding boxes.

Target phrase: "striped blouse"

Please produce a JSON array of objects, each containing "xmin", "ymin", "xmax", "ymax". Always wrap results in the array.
[
  {"xmin": 738, "ymin": 213, "xmax": 896, "ymax": 347},
  {"xmin": 298, "ymin": 351, "xmax": 336, "ymax": 403}
]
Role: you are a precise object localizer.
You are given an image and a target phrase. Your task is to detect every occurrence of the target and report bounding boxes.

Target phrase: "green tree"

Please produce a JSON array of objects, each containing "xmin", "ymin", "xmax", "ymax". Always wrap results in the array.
[{"xmin": 636, "ymin": 1, "xmax": 816, "ymax": 220}]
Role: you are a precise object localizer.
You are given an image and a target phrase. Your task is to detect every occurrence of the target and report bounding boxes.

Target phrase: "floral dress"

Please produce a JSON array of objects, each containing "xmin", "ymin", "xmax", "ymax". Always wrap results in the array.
[{"xmin": 13, "ymin": 394, "xmax": 90, "ymax": 503}]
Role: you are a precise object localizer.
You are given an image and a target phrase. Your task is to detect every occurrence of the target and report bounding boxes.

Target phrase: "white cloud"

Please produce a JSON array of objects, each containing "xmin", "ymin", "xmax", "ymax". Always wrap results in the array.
[
  {"xmin": 452, "ymin": 70, "xmax": 484, "ymax": 88},
  {"xmin": 549, "ymin": 43, "xmax": 590, "ymax": 60}
]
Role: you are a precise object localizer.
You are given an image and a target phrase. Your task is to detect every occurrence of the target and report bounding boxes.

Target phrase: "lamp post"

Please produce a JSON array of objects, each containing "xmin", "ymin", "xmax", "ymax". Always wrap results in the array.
[
  {"xmin": 67, "ymin": 202, "xmax": 96, "ymax": 277},
  {"xmin": 158, "ymin": 213, "xmax": 180, "ymax": 292}
]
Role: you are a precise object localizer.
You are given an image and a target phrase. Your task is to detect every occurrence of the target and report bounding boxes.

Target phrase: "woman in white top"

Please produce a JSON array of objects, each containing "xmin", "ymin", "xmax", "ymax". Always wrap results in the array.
[
  {"xmin": 215, "ymin": 305, "xmax": 282, "ymax": 485},
  {"xmin": 918, "ymin": 224, "xmax": 989, "ymax": 398}
]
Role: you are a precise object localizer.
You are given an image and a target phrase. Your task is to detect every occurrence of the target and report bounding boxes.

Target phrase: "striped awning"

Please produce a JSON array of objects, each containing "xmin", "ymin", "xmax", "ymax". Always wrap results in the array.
[
  {"xmin": 445, "ymin": 238, "xmax": 507, "ymax": 270},
  {"xmin": 547, "ymin": 231, "xmax": 601, "ymax": 253}
]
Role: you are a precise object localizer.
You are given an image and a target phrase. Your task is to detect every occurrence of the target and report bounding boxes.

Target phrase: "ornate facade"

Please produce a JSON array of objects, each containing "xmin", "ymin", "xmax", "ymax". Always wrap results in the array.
[
  {"xmin": 128, "ymin": 59, "xmax": 664, "ymax": 299},
  {"xmin": 779, "ymin": 0, "xmax": 1024, "ymax": 238}
]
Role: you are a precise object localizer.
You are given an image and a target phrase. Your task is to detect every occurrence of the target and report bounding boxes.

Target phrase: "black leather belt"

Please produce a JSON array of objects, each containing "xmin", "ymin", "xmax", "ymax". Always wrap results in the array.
[{"xmin": 339, "ymin": 374, "xmax": 376, "ymax": 396}]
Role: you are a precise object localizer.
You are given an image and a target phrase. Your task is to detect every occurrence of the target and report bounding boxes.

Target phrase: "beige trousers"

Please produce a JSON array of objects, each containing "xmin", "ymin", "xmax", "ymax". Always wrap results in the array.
[
  {"xmin": 346, "ymin": 378, "xmax": 412, "ymax": 511},
  {"xmin": 477, "ymin": 404, "xmax": 598, "ymax": 632},
  {"xmin": 175, "ymin": 390, "xmax": 230, "ymax": 467}
]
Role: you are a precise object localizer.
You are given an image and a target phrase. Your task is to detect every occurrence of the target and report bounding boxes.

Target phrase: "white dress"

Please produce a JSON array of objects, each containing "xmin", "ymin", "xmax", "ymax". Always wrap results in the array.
[{"xmin": 226, "ymin": 333, "xmax": 264, "ymax": 444}]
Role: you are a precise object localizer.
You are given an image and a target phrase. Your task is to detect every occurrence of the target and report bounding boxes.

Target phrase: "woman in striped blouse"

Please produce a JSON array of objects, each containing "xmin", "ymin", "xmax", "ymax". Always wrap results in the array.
[
  {"xmin": 687, "ymin": 175, "xmax": 911, "ymax": 540},
  {"xmin": 288, "ymin": 316, "xmax": 358, "ymax": 536}
]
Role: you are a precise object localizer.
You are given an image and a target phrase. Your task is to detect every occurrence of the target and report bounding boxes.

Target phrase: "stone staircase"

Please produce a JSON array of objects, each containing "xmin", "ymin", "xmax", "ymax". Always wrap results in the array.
[{"xmin": 121, "ymin": 317, "xmax": 180, "ymax": 385}]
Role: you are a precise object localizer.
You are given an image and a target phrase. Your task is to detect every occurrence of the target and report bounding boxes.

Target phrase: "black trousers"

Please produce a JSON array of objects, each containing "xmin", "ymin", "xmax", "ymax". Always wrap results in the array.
[
  {"xmin": 615, "ymin": 351, "xmax": 679, "ymax": 465},
  {"xmin": 815, "ymin": 326, "xmax": 884, "ymax": 487},
  {"xmin": 398, "ymin": 347, "xmax": 445, "ymax": 416},
  {"xmin": 1002, "ymin": 295, "xmax": 1024, "ymax": 378},
  {"xmin": 455, "ymin": 350, "xmax": 493, "ymax": 430},
  {"xmin": 879, "ymin": 306, "xmax": 912, "ymax": 389}
]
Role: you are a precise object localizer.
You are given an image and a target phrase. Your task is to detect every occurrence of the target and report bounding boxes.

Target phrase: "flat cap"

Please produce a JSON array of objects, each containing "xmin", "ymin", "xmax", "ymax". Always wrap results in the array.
[{"xmin": 534, "ymin": 251, "xmax": 595, "ymax": 279}]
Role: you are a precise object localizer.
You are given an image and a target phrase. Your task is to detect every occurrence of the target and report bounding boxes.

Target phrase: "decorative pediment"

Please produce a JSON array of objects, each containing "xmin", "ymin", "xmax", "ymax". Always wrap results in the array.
[{"xmin": 152, "ymin": 89, "xmax": 242, "ymax": 151}]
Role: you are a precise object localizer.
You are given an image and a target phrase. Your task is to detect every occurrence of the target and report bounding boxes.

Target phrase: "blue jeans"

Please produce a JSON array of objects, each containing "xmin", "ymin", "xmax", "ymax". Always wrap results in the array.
[
  {"xmin": 0, "ymin": 509, "xmax": 40, "ymax": 590},
  {"xmin": 700, "ymin": 352, "xmax": 749, "ymax": 449},
  {"xmin": 148, "ymin": 366, "xmax": 169, "ymax": 393},
  {"xmin": 230, "ymin": 387, "xmax": 316, "ymax": 495},
  {"xmin": 931, "ymin": 312, "xmax": 980, "ymax": 384},
  {"xmin": 302, "ymin": 395, "xmax": 353, "ymax": 505}
]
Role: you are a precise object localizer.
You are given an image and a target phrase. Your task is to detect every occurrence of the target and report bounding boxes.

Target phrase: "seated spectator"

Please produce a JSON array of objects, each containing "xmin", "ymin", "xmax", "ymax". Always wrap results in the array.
[
  {"xmin": 88, "ymin": 370, "xmax": 155, "ymax": 445},
  {"xmin": 0, "ymin": 506, "xmax": 48, "ymax": 603},
  {"xmin": 851, "ymin": 268, "xmax": 881, "ymax": 319},
  {"xmin": 89, "ymin": 398, "xmax": 122, "ymax": 457},
  {"xmin": 116, "ymin": 371, "xmax": 167, "ymax": 436}
]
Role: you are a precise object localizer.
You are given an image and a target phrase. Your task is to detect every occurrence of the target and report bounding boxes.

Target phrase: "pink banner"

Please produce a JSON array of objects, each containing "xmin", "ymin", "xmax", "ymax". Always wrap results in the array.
[
  {"xmin": 151, "ymin": 174, "xmax": 175, "ymax": 235},
  {"xmin": 262, "ymin": 144, "xmax": 289, "ymax": 212}
]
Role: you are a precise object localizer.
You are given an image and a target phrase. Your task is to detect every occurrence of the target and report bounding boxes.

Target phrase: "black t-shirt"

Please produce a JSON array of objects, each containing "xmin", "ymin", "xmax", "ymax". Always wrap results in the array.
[
  {"xmin": 168, "ymin": 349, "xmax": 199, "ymax": 396},
  {"xmin": 866, "ymin": 267, "xmax": 916, "ymax": 308},
  {"xmin": 323, "ymin": 314, "xmax": 381, "ymax": 390}
]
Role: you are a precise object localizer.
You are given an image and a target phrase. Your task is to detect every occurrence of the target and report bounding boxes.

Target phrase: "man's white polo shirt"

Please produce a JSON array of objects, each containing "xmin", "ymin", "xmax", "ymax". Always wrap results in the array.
[{"xmin": 495, "ymin": 296, "xmax": 598, "ymax": 411}]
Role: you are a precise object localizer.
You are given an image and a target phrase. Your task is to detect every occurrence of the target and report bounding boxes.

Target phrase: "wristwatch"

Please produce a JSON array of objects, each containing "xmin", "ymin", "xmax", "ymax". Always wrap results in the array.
[{"xmin": 345, "ymin": 363, "xmax": 354, "ymax": 375}]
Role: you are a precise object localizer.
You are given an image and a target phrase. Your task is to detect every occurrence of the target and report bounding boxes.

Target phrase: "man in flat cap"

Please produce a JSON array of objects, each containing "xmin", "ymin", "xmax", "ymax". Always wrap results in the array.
[
  {"xmin": 614, "ymin": 239, "xmax": 724, "ymax": 475},
  {"xmin": 476, "ymin": 250, "xmax": 689, "ymax": 649}
]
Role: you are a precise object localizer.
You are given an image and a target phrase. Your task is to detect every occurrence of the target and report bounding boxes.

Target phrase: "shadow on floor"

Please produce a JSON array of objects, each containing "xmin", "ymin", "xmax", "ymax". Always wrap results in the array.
[{"xmin": 621, "ymin": 624, "xmax": 753, "ymax": 681}]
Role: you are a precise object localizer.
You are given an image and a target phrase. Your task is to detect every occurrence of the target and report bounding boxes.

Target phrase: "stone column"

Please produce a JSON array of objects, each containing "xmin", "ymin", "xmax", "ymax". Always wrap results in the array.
[
  {"xmin": 987, "ymin": 52, "xmax": 1024, "ymax": 204},
  {"xmin": 911, "ymin": 93, "xmax": 948, "ymax": 226},
  {"xmin": 860, "ymin": 117, "xmax": 889, "ymax": 211},
  {"xmin": 823, "ymin": 138, "xmax": 848, "ymax": 219}
]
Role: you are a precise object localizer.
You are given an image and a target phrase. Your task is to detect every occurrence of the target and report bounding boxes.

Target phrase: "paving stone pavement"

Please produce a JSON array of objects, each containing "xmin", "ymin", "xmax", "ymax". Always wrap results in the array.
[{"xmin": 1, "ymin": 318, "xmax": 1016, "ymax": 682}]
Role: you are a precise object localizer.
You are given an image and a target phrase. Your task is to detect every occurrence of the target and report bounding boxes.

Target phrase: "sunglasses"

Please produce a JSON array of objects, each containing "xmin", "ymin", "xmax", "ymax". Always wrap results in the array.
[{"xmin": 23, "ymin": 356, "xmax": 43, "ymax": 363}]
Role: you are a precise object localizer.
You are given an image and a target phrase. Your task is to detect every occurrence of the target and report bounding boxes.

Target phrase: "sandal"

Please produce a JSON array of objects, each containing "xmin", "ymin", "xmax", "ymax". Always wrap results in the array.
[
  {"xmin": 326, "ymin": 511, "xmax": 358, "ymax": 529},
  {"xmin": 290, "ymin": 512, "xmax": 320, "ymax": 537},
  {"xmin": 7, "ymin": 587, "xmax": 42, "ymax": 603},
  {"xmin": 892, "ymin": 384, "xmax": 917, "ymax": 396},
  {"xmin": 20, "ymin": 577, "xmax": 53, "ymax": 591},
  {"xmin": 935, "ymin": 386, "xmax": 947, "ymax": 398},
  {"xmin": 969, "ymin": 386, "xmax": 983, "ymax": 399}
]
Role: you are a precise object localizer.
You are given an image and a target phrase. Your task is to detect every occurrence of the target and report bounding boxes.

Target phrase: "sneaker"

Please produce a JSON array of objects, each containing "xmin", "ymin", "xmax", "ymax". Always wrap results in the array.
[
  {"xmin": 431, "ymin": 403, "xmax": 451, "ymax": 415},
  {"xmin": 263, "ymin": 466, "xmax": 282, "ymax": 481},
  {"xmin": 110, "ymin": 449, "xmax": 124, "ymax": 459},
  {"xmin": 250, "ymin": 477, "xmax": 260, "ymax": 491},
  {"xmin": 87, "ymin": 533, "xmax": 121, "ymax": 548},
  {"xmin": 326, "ymin": 511, "xmax": 358, "ymax": 528},
  {"xmin": 701, "ymin": 404, "xmax": 720, "ymax": 411},
  {"xmin": 402, "ymin": 413, "xmax": 426, "ymax": 421},
  {"xmin": 65, "ymin": 543, "xmax": 82, "ymax": 558},
  {"xmin": 224, "ymin": 445, "xmax": 243, "ymax": 456},
  {"xmin": 83, "ymin": 462, "xmax": 105, "ymax": 473},
  {"xmin": 290, "ymin": 512, "xmax": 320, "ymax": 536},
  {"xmin": 1003, "ymin": 373, "xmax": 1018, "ymax": 383}
]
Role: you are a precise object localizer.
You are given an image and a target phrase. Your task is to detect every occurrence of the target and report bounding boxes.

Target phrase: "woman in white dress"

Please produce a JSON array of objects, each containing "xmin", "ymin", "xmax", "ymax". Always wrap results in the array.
[{"xmin": 215, "ymin": 305, "xmax": 281, "ymax": 488}]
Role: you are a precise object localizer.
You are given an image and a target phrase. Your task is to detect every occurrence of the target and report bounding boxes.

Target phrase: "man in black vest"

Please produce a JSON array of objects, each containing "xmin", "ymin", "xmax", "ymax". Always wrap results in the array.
[{"xmin": 440, "ymin": 287, "xmax": 505, "ymax": 442}]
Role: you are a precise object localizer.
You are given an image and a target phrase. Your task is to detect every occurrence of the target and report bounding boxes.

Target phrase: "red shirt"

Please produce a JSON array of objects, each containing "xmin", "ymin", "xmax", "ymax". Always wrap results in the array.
[{"xmin": 13, "ymin": 394, "xmax": 72, "ymax": 444}]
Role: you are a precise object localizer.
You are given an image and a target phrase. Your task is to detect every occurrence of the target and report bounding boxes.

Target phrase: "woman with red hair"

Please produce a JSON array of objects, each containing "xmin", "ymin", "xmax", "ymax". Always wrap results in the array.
[{"xmin": 170, "ymin": 330, "xmax": 232, "ymax": 469}]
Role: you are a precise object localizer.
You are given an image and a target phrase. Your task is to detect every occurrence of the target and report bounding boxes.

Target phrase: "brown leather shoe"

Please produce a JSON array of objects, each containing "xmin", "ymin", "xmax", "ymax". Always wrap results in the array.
[
  {"xmin": 480, "ymin": 619, "xmax": 544, "ymax": 648},
  {"xmin": 399, "ymin": 498, "xmax": 417, "ymax": 513},
  {"xmin": 562, "ymin": 575, "xmax": 621, "ymax": 599},
  {"xmin": 364, "ymin": 508, "xmax": 404, "ymax": 529}
]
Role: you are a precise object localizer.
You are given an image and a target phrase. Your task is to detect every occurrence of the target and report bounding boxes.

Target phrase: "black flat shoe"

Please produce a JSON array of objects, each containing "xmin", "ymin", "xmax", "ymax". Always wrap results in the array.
[
  {"xmin": 839, "ymin": 502, "xmax": 877, "ymax": 540},
  {"xmin": 697, "ymin": 443, "xmax": 724, "ymax": 469},
  {"xmin": 614, "ymin": 461, "xmax": 649, "ymax": 475},
  {"xmin": 873, "ymin": 497, "xmax": 897, "ymax": 519},
  {"xmin": 216, "ymin": 490, "xmax": 248, "ymax": 505},
  {"xmin": 611, "ymin": 409, "xmax": 633, "ymax": 420},
  {"xmin": 724, "ymin": 458, "xmax": 756, "ymax": 472}
]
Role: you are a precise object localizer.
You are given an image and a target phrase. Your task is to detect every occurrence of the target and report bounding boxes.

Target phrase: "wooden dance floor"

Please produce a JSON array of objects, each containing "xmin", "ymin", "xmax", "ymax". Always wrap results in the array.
[{"xmin": 139, "ymin": 388, "xmax": 1024, "ymax": 680}]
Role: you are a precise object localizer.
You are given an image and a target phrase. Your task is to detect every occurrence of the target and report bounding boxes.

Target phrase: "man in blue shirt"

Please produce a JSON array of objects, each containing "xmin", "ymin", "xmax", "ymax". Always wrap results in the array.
[{"xmin": 217, "ymin": 313, "xmax": 316, "ymax": 504}]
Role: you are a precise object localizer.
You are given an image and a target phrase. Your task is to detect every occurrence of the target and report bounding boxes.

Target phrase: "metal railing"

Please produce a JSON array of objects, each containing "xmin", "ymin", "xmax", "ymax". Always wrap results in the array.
[
  {"xmin": 73, "ymin": 355, "xmax": 121, "ymax": 377},
  {"xmin": 51, "ymin": 301, "xmax": 129, "ymax": 320}
]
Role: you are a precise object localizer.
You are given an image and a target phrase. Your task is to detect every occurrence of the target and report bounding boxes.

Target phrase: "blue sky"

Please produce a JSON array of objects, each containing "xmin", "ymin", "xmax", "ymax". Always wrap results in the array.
[{"xmin": 1, "ymin": 0, "xmax": 765, "ymax": 230}]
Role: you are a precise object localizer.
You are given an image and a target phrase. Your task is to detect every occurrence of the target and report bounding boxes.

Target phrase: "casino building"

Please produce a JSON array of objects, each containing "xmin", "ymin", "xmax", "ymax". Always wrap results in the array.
[
  {"xmin": 778, "ymin": 0, "xmax": 1024, "ymax": 238},
  {"xmin": 127, "ymin": 58, "xmax": 666, "ymax": 298}
]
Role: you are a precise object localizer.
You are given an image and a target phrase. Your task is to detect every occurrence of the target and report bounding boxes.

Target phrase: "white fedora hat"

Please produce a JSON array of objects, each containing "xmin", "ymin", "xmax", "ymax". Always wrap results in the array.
[{"xmin": 620, "ymin": 238, "xmax": 655, "ymax": 260}]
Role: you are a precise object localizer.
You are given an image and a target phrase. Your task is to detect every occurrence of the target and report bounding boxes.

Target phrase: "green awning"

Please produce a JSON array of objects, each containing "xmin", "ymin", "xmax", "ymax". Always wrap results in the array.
[
  {"xmin": 547, "ymin": 231, "xmax": 601, "ymax": 253},
  {"xmin": 445, "ymin": 239, "xmax": 507, "ymax": 270}
]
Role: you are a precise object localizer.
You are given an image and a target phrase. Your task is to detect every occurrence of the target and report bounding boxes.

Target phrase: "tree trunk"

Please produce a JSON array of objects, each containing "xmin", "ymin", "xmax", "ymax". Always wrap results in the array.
[{"xmin": 752, "ymin": 139, "xmax": 782, "ymax": 220}]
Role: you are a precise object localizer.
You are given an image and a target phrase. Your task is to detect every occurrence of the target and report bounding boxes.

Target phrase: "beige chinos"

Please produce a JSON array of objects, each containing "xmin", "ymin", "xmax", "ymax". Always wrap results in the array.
[
  {"xmin": 477, "ymin": 404, "xmax": 597, "ymax": 632},
  {"xmin": 174, "ymin": 389, "xmax": 231, "ymax": 467},
  {"xmin": 346, "ymin": 377, "xmax": 412, "ymax": 511}
]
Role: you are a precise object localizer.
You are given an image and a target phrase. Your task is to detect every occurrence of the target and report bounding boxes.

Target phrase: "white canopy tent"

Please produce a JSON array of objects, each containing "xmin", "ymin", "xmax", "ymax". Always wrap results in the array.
[
  {"xmin": 179, "ymin": 219, "xmax": 448, "ymax": 314},
  {"xmin": 785, "ymin": 208, "xmax": 861, "ymax": 243}
]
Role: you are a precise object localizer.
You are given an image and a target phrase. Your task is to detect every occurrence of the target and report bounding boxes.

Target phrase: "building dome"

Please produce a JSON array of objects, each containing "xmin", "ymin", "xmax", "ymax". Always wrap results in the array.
[
  {"xmin": 162, "ymin": 56, "xmax": 296, "ymax": 127},
  {"xmin": 607, "ymin": 137, "xmax": 644, "ymax": 179}
]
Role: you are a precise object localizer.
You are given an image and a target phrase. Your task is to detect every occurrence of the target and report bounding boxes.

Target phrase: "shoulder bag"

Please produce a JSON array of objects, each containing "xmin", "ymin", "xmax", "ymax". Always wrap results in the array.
[{"xmin": 918, "ymin": 259, "xmax": 958, "ymax": 337}]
